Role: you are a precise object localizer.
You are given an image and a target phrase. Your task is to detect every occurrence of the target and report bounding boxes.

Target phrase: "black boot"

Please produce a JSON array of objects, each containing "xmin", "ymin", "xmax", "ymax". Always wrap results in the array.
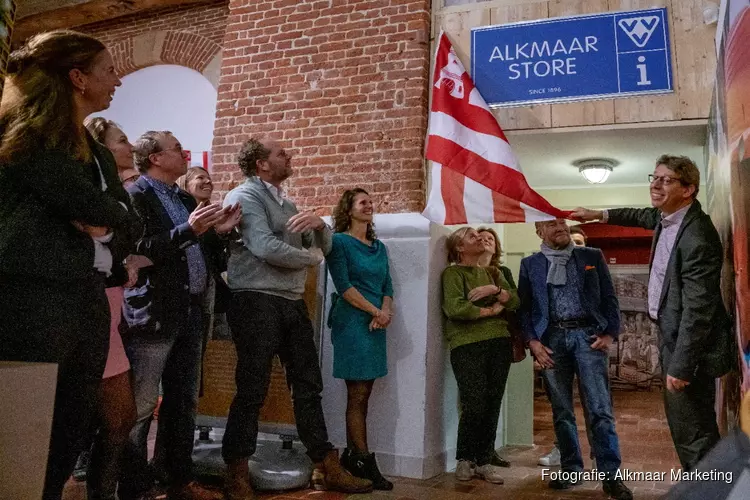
[
  {"xmin": 345, "ymin": 451, "xmax": 393, "ymax": 491},
  {"xmin": 603, "ymin": 479, "xmax": 633, "ymax": 500}
]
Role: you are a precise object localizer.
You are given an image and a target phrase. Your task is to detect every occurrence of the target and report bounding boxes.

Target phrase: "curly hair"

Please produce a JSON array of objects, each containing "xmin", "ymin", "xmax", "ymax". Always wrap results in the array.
[
  {"xmin": 237, "ymin": 137, "xmax": 271, "ymax": 177},
  {"xmin": 332, "ymin": 188, "xmax": 376, "ymax": 240},
  {"xmin": 477, "ymin": 226, "xmax": 503, "ymax": 267}
]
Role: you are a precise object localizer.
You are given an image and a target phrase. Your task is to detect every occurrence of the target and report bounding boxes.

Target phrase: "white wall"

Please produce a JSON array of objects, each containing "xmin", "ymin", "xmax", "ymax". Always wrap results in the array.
[{"xmin": 96, "ymin": 64, "xmax": 217, "ymax": 152}]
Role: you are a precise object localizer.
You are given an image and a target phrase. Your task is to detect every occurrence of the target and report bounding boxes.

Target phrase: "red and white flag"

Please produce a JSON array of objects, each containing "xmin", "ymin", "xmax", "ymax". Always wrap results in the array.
[{"xmin": 423, "ymin": 31, "xmax": 570, "ymax": 225}]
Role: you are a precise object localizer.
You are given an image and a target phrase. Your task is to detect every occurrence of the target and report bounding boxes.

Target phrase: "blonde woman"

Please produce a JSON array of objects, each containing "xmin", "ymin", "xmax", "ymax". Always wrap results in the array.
[{"xmin": 442, "ymin": 227, "xmax": 519, "ymax": 485}]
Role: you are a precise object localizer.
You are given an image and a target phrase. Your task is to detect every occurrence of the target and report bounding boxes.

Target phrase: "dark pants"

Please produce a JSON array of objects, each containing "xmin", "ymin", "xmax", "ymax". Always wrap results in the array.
[
  {"xmin": 0, "ymin": 274, "xmax": 109, "ymax": 500},
  {"xmin": 661, "ymin": 347, "xmax": 720, "ymax": 470},
  {"xmin": 222, "ymin": 291, "xmax": 333, "ymax": 463},
  {"xmin": 119, "ymin": 302, "xmax": 204, "ymax": 498},
  {"xmin": 450, "ymin": 337, "xmax": 512, "ymax": 466},
  {"xmin": 541, "ymin": 328, "xmax": 622, "ymax": 476}
]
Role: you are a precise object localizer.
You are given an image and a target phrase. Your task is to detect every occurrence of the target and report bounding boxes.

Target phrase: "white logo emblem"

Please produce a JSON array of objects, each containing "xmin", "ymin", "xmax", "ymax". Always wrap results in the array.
[
  {"xmin": 618, "ymin": 16, "xmax": 660, "ymax": 48},
  {"xmin": 435, "ymin": 48, "xmax": 465, "ymax": 99}
]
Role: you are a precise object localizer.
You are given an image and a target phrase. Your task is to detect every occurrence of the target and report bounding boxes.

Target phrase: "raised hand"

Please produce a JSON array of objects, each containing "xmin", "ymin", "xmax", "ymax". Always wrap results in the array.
[
  {"xmin": 570, "ymin": 207, "xmax": 603, "ymax": 222},
  {"xmin": 188, "ymin": 201, "xmax": 224, "ymax": 235},
  {"xmin": 214, "ymin": 203, "xmax": 242, "ymax": 234}
]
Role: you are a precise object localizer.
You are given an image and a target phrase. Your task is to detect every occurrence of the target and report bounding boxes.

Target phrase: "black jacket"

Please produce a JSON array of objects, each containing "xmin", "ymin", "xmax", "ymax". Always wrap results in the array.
[
  {"xmin": 123, "ymin": 175, "xmax": 226, "ymax": 338},
  {"xmin": 608, "ymin": 201, "xmax": 733, "ymax": 380},
  {"xmin": 0, "ymin": 135, "xmax": 135, "ymax": 281}
]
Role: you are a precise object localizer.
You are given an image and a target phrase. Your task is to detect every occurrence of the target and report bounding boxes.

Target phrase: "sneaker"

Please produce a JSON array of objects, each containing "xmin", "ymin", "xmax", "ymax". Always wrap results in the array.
[
  {"xmin": 538, "ymin": 446, "xmax": 561, "ymax": 466},
  {"xmin": 603, "ymin": 479, "xmax": 633, "ymax": 500},
  {"xmin": 475, "ymin": 464, "xmax": 504, "ymax": 484},
  {"xmin": 455, "ymin": 460, "xmax": 475, "ymax": 481},
  {"xmin": 549, "ymin": 476, "xmax": 583, "ymax": 490}
]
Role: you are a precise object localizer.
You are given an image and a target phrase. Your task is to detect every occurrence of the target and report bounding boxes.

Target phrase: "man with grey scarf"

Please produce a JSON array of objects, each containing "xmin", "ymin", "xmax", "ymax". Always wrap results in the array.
[{"xmin": 518, "ymin": 219, "xmax": 632, "ymax": 500}]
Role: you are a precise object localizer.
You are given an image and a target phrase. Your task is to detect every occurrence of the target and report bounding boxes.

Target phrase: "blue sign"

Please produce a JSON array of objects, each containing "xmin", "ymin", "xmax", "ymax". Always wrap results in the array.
[{"xmin": 471, "ymin": 8, "xmax": 673, "ymax": 107}]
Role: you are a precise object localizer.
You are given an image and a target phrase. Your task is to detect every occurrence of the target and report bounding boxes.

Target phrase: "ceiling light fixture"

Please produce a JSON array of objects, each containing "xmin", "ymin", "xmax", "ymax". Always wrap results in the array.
[{"xmin": 574, "ymin": 158, "xmax": 618, "ymax": 184}]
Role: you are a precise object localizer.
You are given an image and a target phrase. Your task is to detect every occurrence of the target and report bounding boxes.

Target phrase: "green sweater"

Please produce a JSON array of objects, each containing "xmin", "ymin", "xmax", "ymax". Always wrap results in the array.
[{"xmin": 441, "ymin": 265, "xmax": 520, "ymax": 350}]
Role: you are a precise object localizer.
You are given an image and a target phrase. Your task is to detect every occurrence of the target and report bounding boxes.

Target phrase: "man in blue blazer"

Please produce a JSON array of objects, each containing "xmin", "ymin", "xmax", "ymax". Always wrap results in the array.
[
  {"xmin": 518, "ymin": 218, "xmax": 631, "ymax": 500},
  {"xmin": 119, "ymin": 131, "xmax": 238, "ymax": 500}
]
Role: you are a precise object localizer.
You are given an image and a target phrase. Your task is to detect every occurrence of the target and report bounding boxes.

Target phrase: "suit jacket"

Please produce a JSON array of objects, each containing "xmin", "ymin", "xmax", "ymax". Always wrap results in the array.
[
  {"xmin": 608, "ymin": 201, "xmax": 733, "ymax": 380},
  {"xmin": 123, "ymin": 175, "xmax": 226, "ymax": 338},
  {"xmin": 518, "ymin": 247, "xmax": 620, "ymax": 343},
  {"xmin": 0, "ymin": 134, "xmax": 134, "ymax": 281}
]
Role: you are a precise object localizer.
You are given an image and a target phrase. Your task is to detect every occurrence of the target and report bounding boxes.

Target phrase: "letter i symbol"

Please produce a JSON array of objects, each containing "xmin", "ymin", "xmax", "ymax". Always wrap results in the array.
[{"xmin": 636, "ymin": 56, "xmax": 651, "ymax": 86}]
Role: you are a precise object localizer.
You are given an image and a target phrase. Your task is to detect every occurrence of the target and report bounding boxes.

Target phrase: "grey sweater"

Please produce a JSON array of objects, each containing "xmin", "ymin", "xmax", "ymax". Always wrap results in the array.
[{"xmin": 224, "ymin": 177, "xmax": 332, "ymax": 301}]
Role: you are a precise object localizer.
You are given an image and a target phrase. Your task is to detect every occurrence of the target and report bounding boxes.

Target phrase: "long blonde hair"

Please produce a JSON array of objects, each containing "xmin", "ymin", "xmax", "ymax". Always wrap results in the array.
[
  {"xmin": 0, "ymin": 30, "xmax": 107, "ymax": 164},
  {"xmin": 446, "ymin": 227, "xmax": 472, "ymax": 264}
]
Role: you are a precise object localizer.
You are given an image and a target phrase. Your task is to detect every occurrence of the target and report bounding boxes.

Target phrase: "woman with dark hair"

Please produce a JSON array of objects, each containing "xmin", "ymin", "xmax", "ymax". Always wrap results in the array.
[
  {"xmin": 86, "ymin": 117, "xmax": 139, "ymax": 187},
  {"xmin": 442, "ymin": 227, "xmax": 519, "ymax": 485},
  {"xmin": 326, "ymin": 188, "xmax": 394, "ymax": 490},
  {"xmin": 0, "ymin": 30, "xmax": 136, "ymax": 500}
]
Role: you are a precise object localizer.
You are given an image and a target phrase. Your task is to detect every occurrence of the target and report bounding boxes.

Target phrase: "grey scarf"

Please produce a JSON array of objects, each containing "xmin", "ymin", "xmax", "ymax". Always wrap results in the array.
[{"xmin": 540, "ymin": 242, "xmax": 574, "ymax": 285}]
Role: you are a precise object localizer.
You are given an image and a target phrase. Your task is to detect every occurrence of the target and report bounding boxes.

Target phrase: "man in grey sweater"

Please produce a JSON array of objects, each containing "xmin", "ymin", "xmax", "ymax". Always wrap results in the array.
[{"xmin": 220, "ymin": 137, "xmax": 373, "ymax": 500}]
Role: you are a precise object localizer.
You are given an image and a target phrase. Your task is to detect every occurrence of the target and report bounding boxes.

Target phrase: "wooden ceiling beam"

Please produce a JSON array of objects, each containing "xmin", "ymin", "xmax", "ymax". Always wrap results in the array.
[{"xmin": 13, "ymin": 0, "xmax": 215, "ymax": 43}]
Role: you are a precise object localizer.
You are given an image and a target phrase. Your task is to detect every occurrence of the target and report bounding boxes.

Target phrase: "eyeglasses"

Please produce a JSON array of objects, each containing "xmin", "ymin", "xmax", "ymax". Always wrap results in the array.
[{"xmin": 648, "ymin": 174, "xmax": 684, "ymax": 186}]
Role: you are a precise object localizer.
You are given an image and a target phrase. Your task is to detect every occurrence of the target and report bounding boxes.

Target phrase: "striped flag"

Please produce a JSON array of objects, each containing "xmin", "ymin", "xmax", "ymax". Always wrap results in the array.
[
  {"xmin": 423, "ymin": 31, "xmax": 570, "ymax": 225},
  {"xmin": 184, "ymin": 150, "xmax": 214, "ymax": 172}
]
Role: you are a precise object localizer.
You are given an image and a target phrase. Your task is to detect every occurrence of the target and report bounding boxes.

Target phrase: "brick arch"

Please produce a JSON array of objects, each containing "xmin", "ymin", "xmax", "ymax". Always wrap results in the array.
[{"xmin": 109, "ymin": 30, "xmax": 222, "ymax": 89}]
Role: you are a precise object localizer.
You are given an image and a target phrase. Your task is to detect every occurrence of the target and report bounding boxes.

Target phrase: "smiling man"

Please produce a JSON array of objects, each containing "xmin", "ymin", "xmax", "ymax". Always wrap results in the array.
[
  {"xmin": 518, "ymin": 218, "xmax": 630, "ymax": 499},
  {"xmin": 573, "ymin": 154, "xmax": 733, "ymax": 471}
]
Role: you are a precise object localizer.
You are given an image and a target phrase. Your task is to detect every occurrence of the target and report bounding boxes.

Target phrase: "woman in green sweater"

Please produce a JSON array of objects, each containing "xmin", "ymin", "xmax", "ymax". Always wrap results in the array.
[{"xmin": 442, "ymin": 227, "xmax": 520, "ymax": 485}]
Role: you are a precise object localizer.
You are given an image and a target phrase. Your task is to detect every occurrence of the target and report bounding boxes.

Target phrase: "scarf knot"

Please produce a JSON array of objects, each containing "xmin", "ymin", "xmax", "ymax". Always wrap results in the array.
[{"xmin": 540, "ymin": 242, "xmax": 574, "ymax": 285}]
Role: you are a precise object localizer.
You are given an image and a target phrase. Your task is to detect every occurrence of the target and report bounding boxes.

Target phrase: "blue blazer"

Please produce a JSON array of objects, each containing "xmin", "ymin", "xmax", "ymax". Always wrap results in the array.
[
  {"xmin": 122, "ymin": 176, "xmax": 226, "ymax": 338},
  {"xmin": 517, "ymin": 247, "xmax": 620, "ymax": 343}
]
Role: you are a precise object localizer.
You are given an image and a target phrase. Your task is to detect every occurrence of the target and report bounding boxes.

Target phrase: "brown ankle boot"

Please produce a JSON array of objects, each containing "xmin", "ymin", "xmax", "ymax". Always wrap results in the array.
[
  {"xmin": 311, "ymin": 449, "xmax": 373, "ymax": 493},
  {"xmin": 225, "ymin": 459, "xmax": 255, "ymax": 500}
]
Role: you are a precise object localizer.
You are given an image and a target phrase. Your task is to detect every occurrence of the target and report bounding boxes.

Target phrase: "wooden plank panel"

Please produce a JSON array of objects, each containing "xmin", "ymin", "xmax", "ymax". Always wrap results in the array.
[
  {"xmin": 490, "ymin": 1, "xmax": 552, "ymax": 130},
  {"xmin": 609, "ymin": 0, "xmax": 680, "ymax": 123},
  {"xmin": 434, "ymin": 8, "xmax": 492, "ymax": 69},
  {"xmin": 671, "ymin": 0, "xmax": 717, "ymax": 119},
  {"xmin": 548, "ymin": 0, "xmax": 615, "ymax": 127}
]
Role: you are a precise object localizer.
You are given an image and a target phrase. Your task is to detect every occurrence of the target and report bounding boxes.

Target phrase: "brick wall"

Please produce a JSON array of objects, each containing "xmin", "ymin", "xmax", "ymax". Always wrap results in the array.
[
  {"xmin": 81, "ymin": 0, "xmax": 230, "ymax": 48},
  {"xmin": 212, "ymin": 0, "xmax": 431, "ymax": 213}
]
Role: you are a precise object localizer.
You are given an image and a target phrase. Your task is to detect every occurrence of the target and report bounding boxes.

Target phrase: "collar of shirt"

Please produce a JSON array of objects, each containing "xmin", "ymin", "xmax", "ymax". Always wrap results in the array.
[
  {"xmin": 144, "ymin": 175, "xmax": 180, "ymax": 197},
  {"xmin": 262, "ymin": 179, "xmax": 285, "ymax": 206},
  {"xmin": 660, "ymin": 202, "xmax": 692, "ymax": 228}
]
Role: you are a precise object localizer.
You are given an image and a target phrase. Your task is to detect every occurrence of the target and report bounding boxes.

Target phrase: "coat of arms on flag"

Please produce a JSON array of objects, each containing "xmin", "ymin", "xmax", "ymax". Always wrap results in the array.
[{"xmin": 422, "ymin": 31, "xmax": 570, "ymax": 225}]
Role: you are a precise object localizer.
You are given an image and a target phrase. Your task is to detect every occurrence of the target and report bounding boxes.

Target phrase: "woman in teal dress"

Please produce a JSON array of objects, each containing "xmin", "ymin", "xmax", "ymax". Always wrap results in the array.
[{"xmin": 326, "ymin": 188, "xmax": 394, "ymax": 490}]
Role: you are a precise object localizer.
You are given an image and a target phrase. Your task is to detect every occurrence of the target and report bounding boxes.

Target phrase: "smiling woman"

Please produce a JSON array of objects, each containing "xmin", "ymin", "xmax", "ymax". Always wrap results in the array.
[{"xmin": 0, "ymin": 30, "xmax": 139, "ymax": 500}]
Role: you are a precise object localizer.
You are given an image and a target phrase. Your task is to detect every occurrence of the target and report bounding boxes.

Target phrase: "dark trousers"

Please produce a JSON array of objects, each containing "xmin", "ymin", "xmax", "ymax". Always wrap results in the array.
[
  {"xmin": 119, "ymin": 303, "xmax": 204, "ymax": 498},
  {"xmin": 450, "ymin": 337, "xmax": 512, "ymax": 466},
  {"xmin": 222, "ymin": 291, "xmax": 333, "ymax": 463},
  {"xmin": 661, "ymin": 347, "xmax": 720, "ymax": 470},
  {"xmin": 0, "ymin": 274, "xmax": 109, "ymax": 500},
  {"xmin": 541, "ymin": 328, "xmax": 622, "ymax": 475}
]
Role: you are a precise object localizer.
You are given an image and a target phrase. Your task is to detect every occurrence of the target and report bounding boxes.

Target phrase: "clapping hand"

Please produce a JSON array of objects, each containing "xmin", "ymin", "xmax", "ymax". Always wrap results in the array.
[
  {"xmin": 287, "ymin": 211, "xmax": 325, "ymax": 233},
  {"xmin": 214, "ymin": 203, "xmax": 242, "ymax": 234},
  {"xmin": 72, "ymin": 221, "xmax": 109, "ymax": 238},
  {"xmin": 188, "ymin": 201, "xmax": 227, "ymax": 235}
]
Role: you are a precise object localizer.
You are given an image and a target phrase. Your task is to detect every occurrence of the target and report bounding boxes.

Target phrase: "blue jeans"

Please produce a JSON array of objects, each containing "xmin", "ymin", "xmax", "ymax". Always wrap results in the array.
[
  {"xmin": 119, "ymin": 303, "xmax": 204, "ymax": 498},
  {"xmin": 541, "ymin": 328, "xmax": 621, "ymax": 476}
]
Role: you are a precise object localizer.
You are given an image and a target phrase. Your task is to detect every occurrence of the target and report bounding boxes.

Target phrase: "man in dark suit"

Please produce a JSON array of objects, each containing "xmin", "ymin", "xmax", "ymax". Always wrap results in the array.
[
  {"xmin": 518, "ymin": 218, "xmax": 632, "ymax": 500},
  {"xmin": 573, "ymin": 154, "xmax": 733, "ymax": 471},
  {"xmin": 119, "ymin": 131, "xmax": 239, "ymax": 500}
]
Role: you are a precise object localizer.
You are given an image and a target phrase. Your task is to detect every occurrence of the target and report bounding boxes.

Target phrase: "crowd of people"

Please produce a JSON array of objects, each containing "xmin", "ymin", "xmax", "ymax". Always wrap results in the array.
[{"xmin": 0, "ymin": 29, "xmax": 734, "ymax": 500}]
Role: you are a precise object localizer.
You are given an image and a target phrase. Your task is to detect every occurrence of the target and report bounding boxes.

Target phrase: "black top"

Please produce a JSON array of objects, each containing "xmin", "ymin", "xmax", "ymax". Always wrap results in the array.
[{"xmin": 0, "ymin": 133, "xmax": 137, "ymax": 282}]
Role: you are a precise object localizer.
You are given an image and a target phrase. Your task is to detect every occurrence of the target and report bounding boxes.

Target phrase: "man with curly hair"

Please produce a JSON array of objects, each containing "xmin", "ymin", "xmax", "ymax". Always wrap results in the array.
[{"xmin": 220, "ymin": 137, "xmax": 373, "ymax": 499}]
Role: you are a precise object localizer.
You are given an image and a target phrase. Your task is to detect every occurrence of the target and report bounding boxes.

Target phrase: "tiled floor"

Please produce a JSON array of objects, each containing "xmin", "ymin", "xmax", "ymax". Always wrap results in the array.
[{"xmin": 64, "ymin": 388, "xmax": 679, "ymax": 499}]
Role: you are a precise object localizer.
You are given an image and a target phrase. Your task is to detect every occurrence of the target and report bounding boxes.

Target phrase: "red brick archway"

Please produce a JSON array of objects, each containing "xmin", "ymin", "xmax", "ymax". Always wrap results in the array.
[{"xmin": 109, "ymin": 30, "xmax": 222, "ymax": 88}]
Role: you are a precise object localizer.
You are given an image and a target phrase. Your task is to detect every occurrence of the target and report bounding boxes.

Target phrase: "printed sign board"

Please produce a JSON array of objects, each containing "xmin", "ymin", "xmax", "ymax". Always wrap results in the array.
[{"xmin": 471, "ymin": 8, "xmax": 673, "ymax": 107}]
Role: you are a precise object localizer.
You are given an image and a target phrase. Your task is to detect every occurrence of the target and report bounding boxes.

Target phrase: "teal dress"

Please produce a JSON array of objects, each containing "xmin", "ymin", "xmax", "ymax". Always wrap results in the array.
[{"xmin": 326, "ymin": 233, "xmax": 393, "ymax": 380}]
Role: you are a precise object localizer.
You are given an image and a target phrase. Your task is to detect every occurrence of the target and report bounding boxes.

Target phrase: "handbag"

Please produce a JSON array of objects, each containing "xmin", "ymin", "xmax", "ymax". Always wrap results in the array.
[{"xmin": 487, "ymin": 266, "xmax": 527, "ymax": 363}]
